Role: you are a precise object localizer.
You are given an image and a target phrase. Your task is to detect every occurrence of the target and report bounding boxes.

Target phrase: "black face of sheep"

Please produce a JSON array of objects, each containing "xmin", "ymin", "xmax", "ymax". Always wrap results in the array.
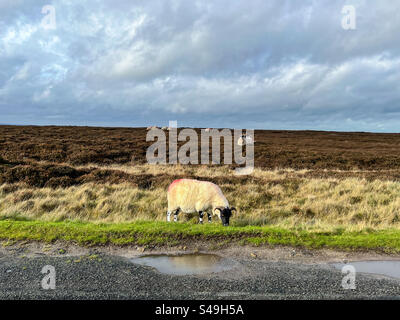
[{"xmin": 216, "ymin": 207, "xmax": 236, "ymax": 226}]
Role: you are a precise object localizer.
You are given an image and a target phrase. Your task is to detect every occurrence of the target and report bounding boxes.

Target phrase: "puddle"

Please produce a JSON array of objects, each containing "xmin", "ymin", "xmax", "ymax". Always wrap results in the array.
[
  {"xmin": 332, "ymin": 260, "xmax": 400, "ymax": 280},
  {"xmin": 131, "ymin": 253, "xmax": 235, "ymax": 275}
]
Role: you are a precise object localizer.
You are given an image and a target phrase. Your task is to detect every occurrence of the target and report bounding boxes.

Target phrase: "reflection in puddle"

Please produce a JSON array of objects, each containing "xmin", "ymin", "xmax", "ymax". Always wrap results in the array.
[
  {"xmin": 333, "ymin": 260, "xmax": 400, "ymax": 279},
  {"xmin": 131, "ymin": 253, "xmax": 234, "ymax": 275}
]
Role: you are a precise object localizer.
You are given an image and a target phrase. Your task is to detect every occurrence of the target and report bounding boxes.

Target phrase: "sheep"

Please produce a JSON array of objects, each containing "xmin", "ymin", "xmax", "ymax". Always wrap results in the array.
[
  {"xmin": 167, "ymin": 179, "xmax": 236, "ymax": 226},
  {"xmin": 245, "ymin": 135, "xmax": 254, "ymax": 144},
  {"xmin": 161, "ymin": 126, "xmax": 168, "ymax": 130},
  {"xmin": 204, "ymin": 128, "xmax": 211, "ymax": 132},
  {"xmin": 237, "ymin": 134, "xmax": 254, "ymax": 146}
]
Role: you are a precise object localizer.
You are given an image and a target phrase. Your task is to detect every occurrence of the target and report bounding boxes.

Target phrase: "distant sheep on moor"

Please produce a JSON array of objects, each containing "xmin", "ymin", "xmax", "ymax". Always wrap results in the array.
[
  {"xmin": 237, "ymin": 135, "xmax": 254, "ymax": 146},
  {"xmin": 146, "ymin": 126, "xmax": 158, "ymax": 130}
]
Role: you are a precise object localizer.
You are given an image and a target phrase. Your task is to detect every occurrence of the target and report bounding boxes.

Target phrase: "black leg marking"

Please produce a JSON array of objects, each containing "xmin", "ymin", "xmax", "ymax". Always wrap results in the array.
[
  {"xmin": 199, "ymin": 211, "xmax": 204, "ymax": 224},
  {"xmin": 173, "ymin": 209, "xmax": 180, "ymax": 222},
  {"xmin": 207, "ymin": 213, "xmax": 212, "ymax": 223}
]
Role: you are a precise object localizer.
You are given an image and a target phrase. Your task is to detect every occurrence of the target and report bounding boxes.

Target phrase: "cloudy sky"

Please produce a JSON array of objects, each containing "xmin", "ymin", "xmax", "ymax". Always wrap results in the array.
[{"xmin": 0, "ymin": 0, "xmax": 399, "ymax": 131}]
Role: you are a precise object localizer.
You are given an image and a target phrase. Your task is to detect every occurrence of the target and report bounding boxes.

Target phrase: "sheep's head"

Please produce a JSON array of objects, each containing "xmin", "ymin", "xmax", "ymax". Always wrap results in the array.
[{"xmin": 214, "ymin": 207, "xmax": 236, "ymax": 226}]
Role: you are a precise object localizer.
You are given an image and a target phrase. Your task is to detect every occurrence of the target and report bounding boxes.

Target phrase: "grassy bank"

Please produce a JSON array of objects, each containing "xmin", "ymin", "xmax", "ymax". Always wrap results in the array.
[
  {"xmin": 2, "ymin": 164, "xmax": 400, "ymax": 251},
  {"xmin": 1, "ymin": 219, "xmax": 400, "ymax": 252}
]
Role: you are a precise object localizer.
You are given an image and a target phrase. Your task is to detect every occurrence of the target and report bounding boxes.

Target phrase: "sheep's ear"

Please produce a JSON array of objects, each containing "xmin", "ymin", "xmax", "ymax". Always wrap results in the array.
[{"xmin": 230, "ymin": 207, "xmax": 237, "ymax": 214}]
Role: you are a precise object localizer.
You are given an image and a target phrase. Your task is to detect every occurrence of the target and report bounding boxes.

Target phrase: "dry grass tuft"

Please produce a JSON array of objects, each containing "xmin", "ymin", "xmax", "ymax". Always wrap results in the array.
[{"xmin": 1, "ymin": 164, "xmax": 400, "ymax": 232}]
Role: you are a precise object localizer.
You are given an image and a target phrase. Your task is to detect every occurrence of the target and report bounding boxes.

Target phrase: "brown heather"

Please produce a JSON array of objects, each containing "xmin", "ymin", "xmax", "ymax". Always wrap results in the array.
[{"xmin": 2, "ymin": 125, "xmax": 400, "ymax": 170}]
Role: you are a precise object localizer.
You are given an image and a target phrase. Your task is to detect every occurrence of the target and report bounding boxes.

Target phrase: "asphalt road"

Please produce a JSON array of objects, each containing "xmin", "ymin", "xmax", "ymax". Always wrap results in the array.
[{"xmin": 1, "ymin": 253, "xmax": 400, "ymax": 299}]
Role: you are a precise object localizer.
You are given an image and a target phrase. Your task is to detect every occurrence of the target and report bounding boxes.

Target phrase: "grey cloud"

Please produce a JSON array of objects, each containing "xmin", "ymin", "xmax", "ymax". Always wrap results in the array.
[{"xmin": 0, "ymin": 0, "xmax": 399, "ymax": 132}]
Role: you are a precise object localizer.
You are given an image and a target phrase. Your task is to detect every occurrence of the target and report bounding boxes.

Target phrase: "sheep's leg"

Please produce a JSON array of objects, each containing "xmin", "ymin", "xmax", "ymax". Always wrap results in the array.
[
  {"xmin": 167, "ymin": 211, "xmax": 171, "ymax": 222},
  {"xmin": 173, "ymin": 209, "xmax": 180, "ymax": 222},
  {"xmin": 207, "ymin": 213, "xmax": 212, "ymax": 223},
  {"xmin": 199, "ymin": 211, "xmax": 204, "ymax": 224}
]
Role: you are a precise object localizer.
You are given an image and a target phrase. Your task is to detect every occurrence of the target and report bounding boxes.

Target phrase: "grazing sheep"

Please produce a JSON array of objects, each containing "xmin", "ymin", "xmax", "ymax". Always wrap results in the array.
[
  {"xmin": 167, "ymin": 179, "xmax": 236, "ymax": 226},
  {"xmin": 161, "ymin": 126, "xmax": 168, "ymax": 130}
]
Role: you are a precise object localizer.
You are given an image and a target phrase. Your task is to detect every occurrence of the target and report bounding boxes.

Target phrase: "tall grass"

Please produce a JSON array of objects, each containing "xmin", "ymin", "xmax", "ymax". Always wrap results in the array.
[{"xmin": 1, "ymin": 164, "xmax": 400, "ymax": 232}]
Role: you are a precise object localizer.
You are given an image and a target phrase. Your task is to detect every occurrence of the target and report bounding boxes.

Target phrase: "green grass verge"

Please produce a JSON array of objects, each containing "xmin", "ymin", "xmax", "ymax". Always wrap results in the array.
[{"xmin": 1, "ymin": 219, "xmax": 400, "ymax": 252}]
